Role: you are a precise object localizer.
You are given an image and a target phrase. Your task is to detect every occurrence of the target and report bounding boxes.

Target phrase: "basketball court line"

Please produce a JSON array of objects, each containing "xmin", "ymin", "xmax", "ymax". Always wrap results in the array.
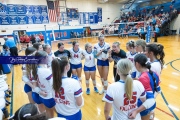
[{"xmin": 170, "ymin": 59, "xmax": 180, "ymax": 72}]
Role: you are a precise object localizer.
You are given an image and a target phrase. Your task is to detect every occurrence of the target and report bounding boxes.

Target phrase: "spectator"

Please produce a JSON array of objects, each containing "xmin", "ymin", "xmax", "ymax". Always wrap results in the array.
[
  {"xmin": 4, "ymin": 36, "xmax": 18, "ymax": 56},
  {"xmin": 154, "ymin": 25, "xmax": 160, "ymax": 42},
  {"xmin": 30, "ymin": 35, "xmax": 36, "ymax": 44},
  {"xmin": 2, "ymin": 44, "xmax": 10, "ymax": 56}
]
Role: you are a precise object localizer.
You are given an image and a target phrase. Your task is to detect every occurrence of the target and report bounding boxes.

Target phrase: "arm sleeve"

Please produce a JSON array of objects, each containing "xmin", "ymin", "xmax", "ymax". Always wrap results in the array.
[
  {"xmin": 45, "ymin": 69, "xmax": 53, "ymax": 85},
  {"xmin": 74, "ymin": 81, "xmax": 83, "ymax": 97},
  {"xmin": 104, "ymin": 85, "xmax": 114, "ymax": 103}
]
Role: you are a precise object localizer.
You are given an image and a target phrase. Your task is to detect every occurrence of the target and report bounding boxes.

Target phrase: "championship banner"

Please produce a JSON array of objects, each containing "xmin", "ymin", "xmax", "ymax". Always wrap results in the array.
[{"xmin": 0, "ymin": 4, "xmax": 49, "ymax": 25}]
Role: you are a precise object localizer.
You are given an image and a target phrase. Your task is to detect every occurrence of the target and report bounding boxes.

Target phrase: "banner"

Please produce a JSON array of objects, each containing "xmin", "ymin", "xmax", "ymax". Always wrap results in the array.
[
  {"xmin": 146, "ymin": 25, "xmax": 151, "ymax": 43},
  {"xmin": 0, "ymin": 4, "xmax": 49, "ymax": 25},
  {"xmin": 97, "ymin": 7, "xmax": 102, "ymax": 22}
]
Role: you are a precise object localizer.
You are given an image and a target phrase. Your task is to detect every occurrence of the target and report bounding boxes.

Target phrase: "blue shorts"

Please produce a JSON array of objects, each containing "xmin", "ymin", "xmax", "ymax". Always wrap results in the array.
[
  {"xmin": 32, "ymin": 92, "xmax": 42, "ymax": 104},
  {"xmin": 97, "ymin": 59, "xmax": 109, "ymax": 66},
  {"xmin": 131, "ymin": 72, "xmax": 136, "ymax": 78},
  {"xmin": 84, "ymin": 65, "xmax": 96, "ymax": 71},
  {"xmin": 57, "ymin": 110, "xmax": 82, "ymax": 120},
  {"xmin": 71, "ymin": 63, "xmax": 82, "ymax": 69},
  {"xmin": 39, "ymin": 96, "xmax": 56, "ymax": 108},
  {"xmin": 138, "ymin": 99, "xmax": 156, "ymax": 116},
  {"xmin": 24, "ymin": 84, "xmax": 32, "ymax": 93}
]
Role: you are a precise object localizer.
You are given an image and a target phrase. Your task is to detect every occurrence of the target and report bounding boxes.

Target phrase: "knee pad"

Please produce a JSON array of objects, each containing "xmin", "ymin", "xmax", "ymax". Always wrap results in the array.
[
  {"xmin": 92, "ymin": 80, "xmax": 96, "ymax": 84},
  {"xmin": 86, "ymin": 80, "xmax": 89, "ymax": 84}
]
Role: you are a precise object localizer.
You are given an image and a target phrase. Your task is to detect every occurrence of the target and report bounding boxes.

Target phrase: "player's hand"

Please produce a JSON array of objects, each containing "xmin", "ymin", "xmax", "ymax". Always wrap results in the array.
[
  {"xmin": 39, "ymin": 91, "xmax": 48, "ymax": 97},
  {"xmin": 128, "ymin": 110, "xmax": 138, "ymax": 119}
]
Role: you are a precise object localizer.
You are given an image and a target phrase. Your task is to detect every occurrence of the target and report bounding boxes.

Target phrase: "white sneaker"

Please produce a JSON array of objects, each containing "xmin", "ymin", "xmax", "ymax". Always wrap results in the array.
[
  {"xmin": 102, "ymin": 94, "xmax": 106, "ymax": 102},
  {"xmin": 99, "ymin": 88, "xmax": 104, "ymax": 94}
]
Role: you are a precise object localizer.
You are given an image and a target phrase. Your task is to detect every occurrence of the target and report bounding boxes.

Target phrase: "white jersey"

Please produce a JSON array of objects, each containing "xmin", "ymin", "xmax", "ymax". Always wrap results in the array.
[
  {"xmin": 53, "ymin": 77, "xmax": 83, "ymax": 116},
  {"xmin": 126, "ymin": 52, "xmax": 138, "ymax": 74},
  {"xmin": 151, "ymin": 61, "xmax": 161, "ymax": 76},
  {"xmin": 69, "ymin": 48, "xmax": 83, "ymax": 65},
  {"xmin": 94, "ymin": 42, "xmax": 110, "ymax": 60},
  {"xmin": 37, "ymin": 67, "xmax": 53, "ymax": 99},
  {"xmin": 47, "ymin": 51, "xmax": 55, "ymax": 68},
  {"xmin": 82, "ymin": 50, "xmax": 95, "ymax": 67},
  {"xmin": 104, "ymin": 80, "xmax": 146, "ymax": 120}
]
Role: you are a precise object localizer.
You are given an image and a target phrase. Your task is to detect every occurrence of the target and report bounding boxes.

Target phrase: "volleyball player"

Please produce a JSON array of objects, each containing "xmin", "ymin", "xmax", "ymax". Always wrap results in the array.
[
  {"xmin": 43, "ymin": 44, "xmax": 55, "ymax": 68},
  {"xmin": 69, "ymin": 41, "xmax": 83, "ymax": 82},
  {"xmin": 145, "ymin": 43, "xmax": 165, "ymax": 120},
  {"xmin": 9, "ymin": 103, "xmax": 48, "ymax": 120},
  {"xmin": 54, "ymin": 42, "xmax": 71, "ymax": 77},
  {"xmin": 25, "ymin": 48, "xmax": 46, "ymax": 114},
  {"xmin": 134, "ymin": 54, "xmax": 161, "ymax": 120},
  {"xmin": 33, "ymin": 43, "xmax": 43, "ymax": 51},
  {"xmin": 22, "ymin": 47, "xmax": 36, "ymax": 104},
  {"xmin": 126, "ymin": 40, "xmax": 138, "ymax": 79},
  {"xmin": 108, "ymin": 42, "xmax": 126, "ymax": 82},
  {"xmin": 104, "ymin": 59, "xmax": 155, "ymax": 120},
  {"xmin": 145, "ymin": 43, "xmax": 165, "ymax": 76},
  {"xmin": 83, "ymin": 43, "xmax": 98, "ymax": 95},
  {"xmin": 135, "ymin": 39, "xmax": 146, "ymax": 53},
  {"xmin": 51, "ymin": 57, "xmax": 84, "ymax": 120},
  {"xmin": 31, "ymin": 51, "xmax": 55, "ymax": 118},
  {"xmin": 94, "ymin": 35, "xmax": 110, "ymax": 100}
]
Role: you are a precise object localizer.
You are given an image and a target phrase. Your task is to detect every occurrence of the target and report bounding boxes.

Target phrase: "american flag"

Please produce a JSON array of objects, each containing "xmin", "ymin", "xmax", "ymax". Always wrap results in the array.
[{"xmin": 47, "ymin": 0, "xmax": 60, "ymax": 22}]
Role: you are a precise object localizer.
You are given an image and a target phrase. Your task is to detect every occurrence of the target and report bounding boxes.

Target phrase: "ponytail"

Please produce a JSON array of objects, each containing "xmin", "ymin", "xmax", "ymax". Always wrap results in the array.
[
  {"xmin": 52, "ymin": 58, "xmax": 62, "ymax": 94},
  {"xmin": 51, "ymin": 56, "xmax": 69, "ymax": 93},
  {"xmin": 157, "ymin": 44, "xmax": 165, "ymax": 69},
  {"xmin": 125, "ymin": 75, "xmax": 133, "ymax": 100},
  {"xmin": 146, "ymin": 62, "xmax": 157, "ymax": 92},
  {"xmin": 31, "ymin": 64, "xmax": 38, "ymax": 80}
]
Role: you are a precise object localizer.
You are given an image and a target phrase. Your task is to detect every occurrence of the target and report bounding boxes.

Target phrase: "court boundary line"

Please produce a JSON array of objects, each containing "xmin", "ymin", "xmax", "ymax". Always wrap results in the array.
[{"xmin": 161, "ymin": 58, "xmax": 180, "ymax": 120}]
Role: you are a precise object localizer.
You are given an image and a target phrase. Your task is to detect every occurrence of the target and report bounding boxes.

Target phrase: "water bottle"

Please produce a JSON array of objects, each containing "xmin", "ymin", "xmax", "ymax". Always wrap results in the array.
[{"xmin": 93, "ymin": 49, "xmax": 97, "ymax": 58}]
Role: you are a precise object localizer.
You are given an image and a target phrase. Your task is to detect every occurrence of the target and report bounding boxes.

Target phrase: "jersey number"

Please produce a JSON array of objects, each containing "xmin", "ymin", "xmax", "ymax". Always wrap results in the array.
[
  {"xmin": 123, "ymin": 92, "xmax": 137, "ymax": 105},
  {"xmin": 55, "ymin": 87, "xmax": 65, "ymax": 99},
  {"xmin": 74, "ymin": 54, "xmax": 78, "ymax": 58}
]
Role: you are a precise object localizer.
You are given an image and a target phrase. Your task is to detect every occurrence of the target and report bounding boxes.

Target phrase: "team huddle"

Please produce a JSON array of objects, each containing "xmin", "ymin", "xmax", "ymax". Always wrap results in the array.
[{"xmin": 18, "ymin": 35, "xmax": 165, "ymax": 120}]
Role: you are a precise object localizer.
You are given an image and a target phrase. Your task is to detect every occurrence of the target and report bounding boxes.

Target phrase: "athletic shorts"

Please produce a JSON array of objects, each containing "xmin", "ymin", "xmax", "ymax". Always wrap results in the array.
[
  {"xmin": 84, "ymin": 65, "xmax": 96, "ymax": 71},
  {"xmin": 138, "ymin": 99, "xmax": 156, "ymax": 116},
  {"xmin": 24, "ymin": 84, "xmax": 32, "ymax": 93},
  {"xmin": 71, "ymin": 63, "xmax": 82, "ymax": 69},
  {"xmin": 39, "ymin": 96, "xmax": 55, "ymax": 108},
  {"xmin": 32, "ymin": 92, "xmax": 42, "ymax": 104},
  {"xmin": 97, "ymin": 59, "xmax": 109, "ymax": 66},
  {"xmin": 57, "ymin": 110, "xmax": 82, "ymax": 120}
]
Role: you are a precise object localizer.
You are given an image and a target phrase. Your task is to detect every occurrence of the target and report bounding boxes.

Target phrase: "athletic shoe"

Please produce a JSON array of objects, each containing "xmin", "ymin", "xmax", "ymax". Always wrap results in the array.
[
  {"xmin": 99, "ymin": 88, "xmax": 104, "ymax": 95},
  {"xmin": 94, "ymin": 87, "xmax": 99, "ymax": 93},
  {"xmin": 86, "ymin": 88, "xmax": 90, "ymax": 95}
]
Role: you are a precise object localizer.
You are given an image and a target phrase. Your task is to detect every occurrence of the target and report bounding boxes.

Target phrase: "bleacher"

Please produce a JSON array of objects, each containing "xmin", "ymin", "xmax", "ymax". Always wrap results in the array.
[{"xmin": 114, "ymin": 0, "xmax": 180, "ymax": 37}]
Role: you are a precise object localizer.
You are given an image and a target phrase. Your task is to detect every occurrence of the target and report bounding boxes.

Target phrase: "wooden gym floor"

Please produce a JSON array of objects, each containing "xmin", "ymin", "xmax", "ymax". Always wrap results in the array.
[{"xmin": 6, "ymin": 35, "xmax": 180, "ymax": 120}]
